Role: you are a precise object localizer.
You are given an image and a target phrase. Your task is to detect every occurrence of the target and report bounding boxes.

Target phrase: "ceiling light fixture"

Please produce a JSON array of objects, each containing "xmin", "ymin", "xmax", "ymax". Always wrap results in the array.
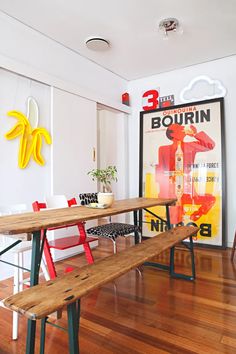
[
  {"xmin": 159, "ymin": 18, "xmax": 183, "ymax": 39},
  {"xmin": 86, "ymin": 37, "xmax": 110, "ymax": 51}
]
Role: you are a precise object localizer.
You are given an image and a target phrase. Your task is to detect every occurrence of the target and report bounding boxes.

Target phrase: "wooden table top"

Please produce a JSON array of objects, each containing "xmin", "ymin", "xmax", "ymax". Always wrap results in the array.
[{"xmin": 0, "ymin": 197, "xmax": 176, "ymax": 236}]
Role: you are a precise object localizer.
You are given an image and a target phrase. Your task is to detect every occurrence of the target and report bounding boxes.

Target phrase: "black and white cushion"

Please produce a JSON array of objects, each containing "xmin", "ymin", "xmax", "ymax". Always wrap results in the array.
[
  {"xmin": 87, "ymin": 223, "xmax": 140, "ymax": 242},
  {"xmin": 79, "ymin": 193, "xmax": 98, "ymax": 205},
  {"xmin": 79, "ymin": 193, "xmax": 140, "ymax": 244}
]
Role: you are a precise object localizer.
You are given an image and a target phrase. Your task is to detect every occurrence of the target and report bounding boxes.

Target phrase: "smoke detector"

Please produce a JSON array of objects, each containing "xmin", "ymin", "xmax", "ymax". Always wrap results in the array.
[
  {"xmin": 159, "ymin": 18, "xmax": 183, "ymax": 38},
  {"xmin": 86, "ymin": 37, "xmax": 110, "ymax": 51}
]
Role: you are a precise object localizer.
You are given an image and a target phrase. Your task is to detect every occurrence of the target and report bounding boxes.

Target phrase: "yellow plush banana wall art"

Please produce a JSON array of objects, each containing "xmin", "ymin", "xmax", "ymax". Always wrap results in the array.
[{"xmin": 5, "ymin": 97, "xmax": 52, "ymax": 169}]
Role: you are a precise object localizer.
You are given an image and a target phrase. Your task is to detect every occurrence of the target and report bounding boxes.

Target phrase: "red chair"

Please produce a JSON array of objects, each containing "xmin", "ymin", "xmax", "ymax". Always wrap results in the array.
[{"xmin": 32, "ymin": 197, "xmax": 97, "ymax": 279}]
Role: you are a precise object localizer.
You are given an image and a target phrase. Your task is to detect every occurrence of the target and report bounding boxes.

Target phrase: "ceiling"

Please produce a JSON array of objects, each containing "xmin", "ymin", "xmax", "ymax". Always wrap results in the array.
[{"xmin": 0, "ymin": 0, "xmax": 236, "ymax": 81}]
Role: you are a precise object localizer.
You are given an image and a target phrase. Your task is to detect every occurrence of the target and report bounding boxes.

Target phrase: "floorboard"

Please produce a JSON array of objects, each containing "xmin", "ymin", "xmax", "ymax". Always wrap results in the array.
[{"xmin": 0, "ymin": 237, "xmax": 235, "ymax": 353}]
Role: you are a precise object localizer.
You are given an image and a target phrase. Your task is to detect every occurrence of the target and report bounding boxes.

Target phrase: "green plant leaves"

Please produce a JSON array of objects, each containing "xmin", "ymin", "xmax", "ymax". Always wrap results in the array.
[{"xmin": 87, "ymin": 166, "xmax": 117, "ymax": 193}]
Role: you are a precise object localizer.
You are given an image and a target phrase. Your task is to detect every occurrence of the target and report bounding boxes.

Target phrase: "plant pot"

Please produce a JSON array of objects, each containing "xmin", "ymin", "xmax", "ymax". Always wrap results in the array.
[{"xmin": 97, "ymin": 192, "xmax": 114, "ymax": 207}]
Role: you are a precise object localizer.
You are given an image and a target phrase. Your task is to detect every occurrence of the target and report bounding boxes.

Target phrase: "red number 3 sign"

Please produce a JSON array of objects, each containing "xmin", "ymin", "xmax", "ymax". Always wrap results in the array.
[{"xmin": 142, "ymin": 89, "xmax": 159, "ymax": 111}]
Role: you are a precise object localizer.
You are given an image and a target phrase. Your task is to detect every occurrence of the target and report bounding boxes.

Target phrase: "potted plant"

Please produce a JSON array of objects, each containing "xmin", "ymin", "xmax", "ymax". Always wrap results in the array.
[{"xmin": 87, "ymin": 165, "xmax": 117, "ymax": 206}]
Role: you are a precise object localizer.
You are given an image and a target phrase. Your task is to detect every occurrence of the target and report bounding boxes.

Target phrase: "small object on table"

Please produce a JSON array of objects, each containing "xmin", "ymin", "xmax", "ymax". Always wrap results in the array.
[{"xmin": 87, "ymin": 203, "xmax": 109, "ymax": 209}]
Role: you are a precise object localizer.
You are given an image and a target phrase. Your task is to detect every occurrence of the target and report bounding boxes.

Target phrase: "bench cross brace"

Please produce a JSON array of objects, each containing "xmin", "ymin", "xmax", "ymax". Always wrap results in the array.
[
  {"xmin": 39, "ymin": 300, "xmax": 81, "ymax": 354},
  {"xmin": 145, "ymin": 235, "xmax": 195, "ymax": 281}
]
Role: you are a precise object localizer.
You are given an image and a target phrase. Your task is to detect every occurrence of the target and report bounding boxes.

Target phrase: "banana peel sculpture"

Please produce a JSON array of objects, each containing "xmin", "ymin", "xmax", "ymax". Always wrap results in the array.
[{"xmin": 5, "ymin": 97, "xmax": 52, "ymax": 169}]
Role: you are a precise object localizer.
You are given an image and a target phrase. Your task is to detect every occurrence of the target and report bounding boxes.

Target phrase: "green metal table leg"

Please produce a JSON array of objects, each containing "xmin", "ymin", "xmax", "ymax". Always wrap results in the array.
[
  {"xmin": 29, "ymin": 230, "xmax": 42, "ymax": 287},
  {"xmin": 133, "ymin": 210, "xmax": 140, "ymax": 244},
  {"xmin": 144, "ymin": 205, "xmax": 196, "ymax": 281},
  {"xmin": 0, "ymin": 240, "xmax": 22, "ymax": 256},
  {"xmin": 67, "ymin": 301, "xmax": 80, "ymax": 354},
  {"xmin": 26, "ymin": 230, "xmax": 43, "ymax": 354},
  {"xmin": 166, "ymin": 205, "xmax": 176, "ymax": 277},
  {"xmin": 165, "ymin": 205, "xmax": 171, "ymax": 229},
  {"xmin": 144, "ymin": 204, "xmax": 173, "ymax": 270}
]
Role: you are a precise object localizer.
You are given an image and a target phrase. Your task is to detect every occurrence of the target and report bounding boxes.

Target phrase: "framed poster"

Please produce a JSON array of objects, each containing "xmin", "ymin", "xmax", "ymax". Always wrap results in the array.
[{"xmin": 139, "ymin": 98, "xmax": 226, "ymax": 248}]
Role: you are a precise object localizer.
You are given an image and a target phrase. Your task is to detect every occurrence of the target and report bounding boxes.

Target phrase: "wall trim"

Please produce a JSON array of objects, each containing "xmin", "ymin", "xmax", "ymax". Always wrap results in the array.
[{"xmin": 0, "ymin": 53, "xmax": 131, "ymax": 114}]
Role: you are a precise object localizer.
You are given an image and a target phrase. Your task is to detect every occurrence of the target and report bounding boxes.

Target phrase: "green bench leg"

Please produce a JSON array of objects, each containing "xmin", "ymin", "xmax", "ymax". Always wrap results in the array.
[
  {"xmin": 29, "ymin": 300, "xmax": 81, "ymax": 354},
  {"xmin": 67, "ymin": 300, "xmax": 80, "ymax": 354},
  {"xmin": 143, "ymin": 205, "xmax": 196, "ymax": 281},
  {"xmin": 190, "ymin": 235, "xmax": 196, "ymax": 279},
  {"xmin": 40, "ymin": 318, "xmax": 47, "ymax": 354},
  {"xmin": 169, "ymin": 235, "xmax": 196, "ymax": 281},
  {"xmin": 26, "ymin": 320, "xmax": 37, "ymax": 354}
]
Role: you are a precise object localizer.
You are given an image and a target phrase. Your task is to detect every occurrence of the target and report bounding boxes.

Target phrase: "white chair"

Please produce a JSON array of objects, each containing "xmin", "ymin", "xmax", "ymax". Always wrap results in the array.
[
  {"xmin": 45, "ymin": 195, "xmax": 68, "ymax": 208},
  {"xmin": 0, "ymin": 204, "xmax": 49, "ymax": 340}
]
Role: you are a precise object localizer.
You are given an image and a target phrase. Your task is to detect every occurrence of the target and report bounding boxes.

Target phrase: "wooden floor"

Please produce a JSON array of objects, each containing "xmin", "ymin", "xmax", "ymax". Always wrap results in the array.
[{"xmin": 0, "ymin": 238, "xmax": 236, "ymax": 354}]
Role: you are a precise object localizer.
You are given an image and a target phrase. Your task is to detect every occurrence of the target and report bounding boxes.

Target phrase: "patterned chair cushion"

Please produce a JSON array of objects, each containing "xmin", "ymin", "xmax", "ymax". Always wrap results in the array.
[
  {"xmin": 79, "ymin": 193, "xmax": 98, "ymax": 205},
  {"xmin": 87, "ymin": 223, "xmax": 140, "ymax": 241}
]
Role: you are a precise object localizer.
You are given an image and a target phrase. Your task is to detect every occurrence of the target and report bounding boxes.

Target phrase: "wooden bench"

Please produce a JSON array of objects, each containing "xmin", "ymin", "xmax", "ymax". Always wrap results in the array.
[{"xmin": 3, "ymin": 225, "xmax": 198, "ymax": 354}]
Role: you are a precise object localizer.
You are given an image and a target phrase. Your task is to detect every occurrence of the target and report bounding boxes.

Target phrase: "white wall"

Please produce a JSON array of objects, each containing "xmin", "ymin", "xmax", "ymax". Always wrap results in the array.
[
  {"xmin": 0, "ymin": 11, "xmax": 130, "ymax": 113},
  {"xmin": 51, "ymin": 87, "xmax": 98, "ymax": 260},
  {"xmin": 52, "ymin": 88, "xmax": 97, "ymax": 197},
  {"xmin": 0, "ymin": 68, "xmax": 51, "ymax": 280},
  {"xmin": 127, "ymin": 55, "xmax": 236, "ymax": 246},
  {"xmin": 98, "ymin": 109, "xmax": 129, "ymax": 222},
  {"xmin": 98, "ymin": 109, "xmax": 129, "ymax": 200},
  {"xmin": 0, "ymin": 68, "xmax": 51, "ymax": 209}
]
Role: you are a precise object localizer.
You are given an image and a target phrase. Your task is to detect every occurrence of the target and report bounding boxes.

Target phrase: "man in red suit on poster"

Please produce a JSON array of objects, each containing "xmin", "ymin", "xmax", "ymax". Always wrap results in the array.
[{"xmin": 155, "ymin": 123, "xmax": 216, "ymax": 223}]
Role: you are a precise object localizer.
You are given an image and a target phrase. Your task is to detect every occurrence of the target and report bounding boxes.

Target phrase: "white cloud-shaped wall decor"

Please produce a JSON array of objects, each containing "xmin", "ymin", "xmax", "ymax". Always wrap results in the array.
[{"xmin": 180, "ymin": 75, "xmax": 227, "ymax": 103}]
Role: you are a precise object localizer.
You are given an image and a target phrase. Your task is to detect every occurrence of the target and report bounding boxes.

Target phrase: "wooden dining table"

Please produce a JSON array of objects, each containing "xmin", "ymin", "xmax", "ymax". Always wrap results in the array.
[
  {"xmin": 0, "ymin": 197, "xmax": 176, "ymax": 284},
  {"xmin": 0, "ymin": 197, "xmax": 176, "ymax": 351}
]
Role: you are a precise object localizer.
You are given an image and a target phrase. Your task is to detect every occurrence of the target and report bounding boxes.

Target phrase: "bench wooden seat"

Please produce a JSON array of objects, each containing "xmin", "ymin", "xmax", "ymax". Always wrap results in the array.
[{"xmin": 3, "ymin": 225, "xmax": 198, "ymax": 353}]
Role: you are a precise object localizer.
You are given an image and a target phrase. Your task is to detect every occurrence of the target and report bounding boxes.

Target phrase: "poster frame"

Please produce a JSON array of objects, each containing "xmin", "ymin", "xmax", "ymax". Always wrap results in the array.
[{"xmin": 139, "ymin": 97, "xmax": 226, "ymax": 249}]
